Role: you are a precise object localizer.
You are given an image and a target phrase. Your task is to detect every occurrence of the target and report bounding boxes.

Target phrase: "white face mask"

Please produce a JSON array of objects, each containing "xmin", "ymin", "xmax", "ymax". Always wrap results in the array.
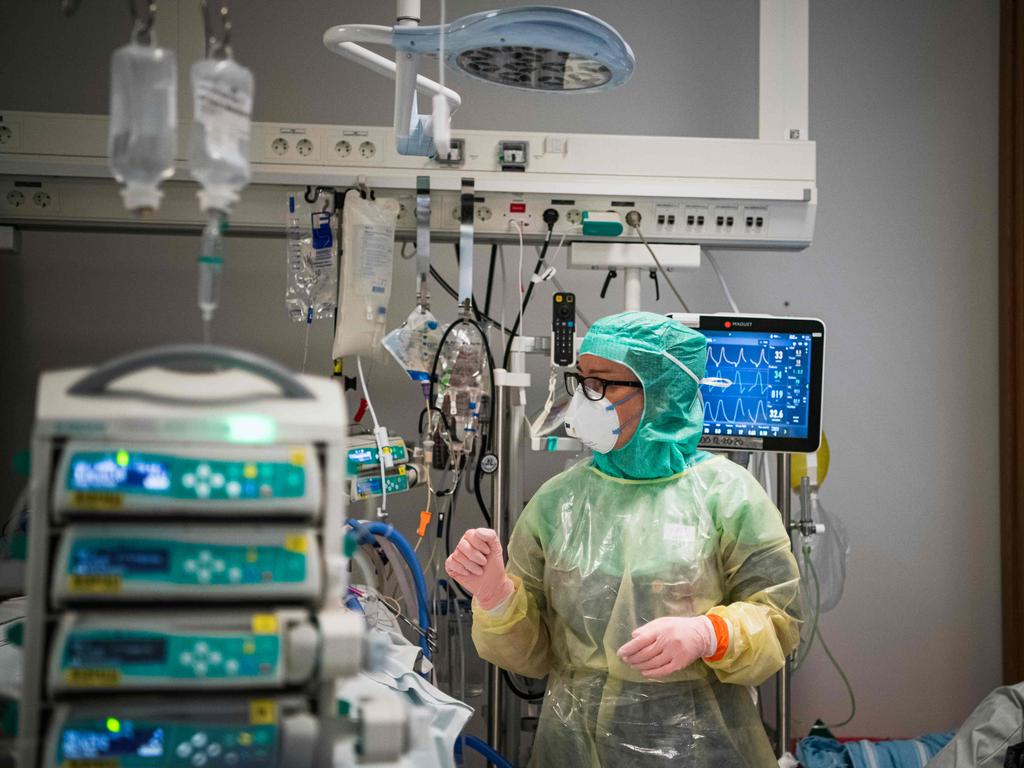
[{"xmin": 564, "ymin": 388, "xmax": 641, "ymax": 454}]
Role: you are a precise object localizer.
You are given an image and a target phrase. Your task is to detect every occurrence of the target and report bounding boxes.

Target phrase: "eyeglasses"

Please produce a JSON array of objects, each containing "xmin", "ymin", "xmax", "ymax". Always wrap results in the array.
[{"xmin": 564, "ymin": 371, "xmax": 643, "ymax": 402}]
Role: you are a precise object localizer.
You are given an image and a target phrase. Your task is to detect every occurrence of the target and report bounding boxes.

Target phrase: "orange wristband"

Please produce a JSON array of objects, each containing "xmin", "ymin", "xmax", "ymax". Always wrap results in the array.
[{"xmin": 704, "ymin": 613, "xmax": 730, "ymax": 663}]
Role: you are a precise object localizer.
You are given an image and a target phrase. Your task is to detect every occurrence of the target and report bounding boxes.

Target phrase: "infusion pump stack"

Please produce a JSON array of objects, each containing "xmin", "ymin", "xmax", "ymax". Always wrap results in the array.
[{"xmin": 13, "ymin": 345, "xmax": 394, "ymax": 767}]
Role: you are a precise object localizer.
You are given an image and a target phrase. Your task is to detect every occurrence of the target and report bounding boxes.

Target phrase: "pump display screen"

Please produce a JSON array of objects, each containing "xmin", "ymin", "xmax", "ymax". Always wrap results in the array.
[
  {"xmin": 71, "ymin": 546, "xmax": 170, "ymax": 575},
  {"xmin": 66, "ymin": 637, "xmax": 168, "ymax": 666},
  {"xmin": 63, "ymin": 449, "xmax": 308, "ymax": 502},
  {"xmin": 684, "ymin": 315, "xmax": 824, "ymax": 452},
  {"xmin": 61, "ymin": 724, "xmax": 164, "ymax": 759},
  {"xmin": 70, "ymin": 455, "xmax": 172, "ymax": 492}
]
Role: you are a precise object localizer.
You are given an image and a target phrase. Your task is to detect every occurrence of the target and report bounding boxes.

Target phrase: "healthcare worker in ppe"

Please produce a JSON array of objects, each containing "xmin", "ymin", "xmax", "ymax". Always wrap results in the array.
[{"xmin": 445, "ymin": 311, "xmax": 803, "ymax": 767}]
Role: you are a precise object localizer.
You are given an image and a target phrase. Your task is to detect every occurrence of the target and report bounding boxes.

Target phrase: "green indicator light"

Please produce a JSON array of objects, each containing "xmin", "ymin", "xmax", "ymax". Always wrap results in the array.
[
  {"xmin": 115, "ymin": 451, "xmax": 129, "ymax": 467},
  {"xmin": 226, "ymin": 415, "xmax": 277, "ymax": 444},
  {"xmin": 106, "ymin": 718, "xmax": 121, "ymax": 733}
]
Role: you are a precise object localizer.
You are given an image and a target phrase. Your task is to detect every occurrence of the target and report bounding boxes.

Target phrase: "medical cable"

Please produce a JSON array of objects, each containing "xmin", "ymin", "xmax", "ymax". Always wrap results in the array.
[
  {"xmin": 796, "ymin": 547, "xmax": 857, "ymax": 728},
  {"xmin": 502, "ymin": 668, "xmax": 546, "ymax": 702},
  {"xmin": 429, "ymin": 264, "xmax": 511, "ymax": 336},
  {"xmin": 704, "ymin": 249, "xmax": 740, "ymax": 313},
  {"xmin": 501, "ymin": 217, "xmax": 556, "ymax": 369},
  {"xmin": 356, "ymin": 355, "xmax": 389, "ymax": 519},
  {"xmin": 347, "ymin": 520, "xmax": 432, "ymax": 660},
  {"xmin": 463, "ymin": 735, "xmax": 515, "ymax": 768},
  {"xmin": 628, "ymin": 220, "xmax": 691, "ymax": 312}
]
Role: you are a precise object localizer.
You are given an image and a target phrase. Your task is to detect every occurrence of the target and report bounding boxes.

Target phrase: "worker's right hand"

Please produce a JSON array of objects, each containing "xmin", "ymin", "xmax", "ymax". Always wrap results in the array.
[{"xmin": 445, "ymin": 528, "xmax": 514, "ymax": 610}]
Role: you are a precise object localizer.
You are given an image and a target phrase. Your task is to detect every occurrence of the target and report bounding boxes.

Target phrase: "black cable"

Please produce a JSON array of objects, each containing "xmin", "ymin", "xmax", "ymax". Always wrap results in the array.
[
  {"xmin": 418, "ymin": 405, "xmax": 453, "ymax": 436},
  {"xmin": 483, "ymin": 244, "xmax": 498, "ymax": 317},
  {"xmin": 429, "ymin": 265, "xmax": 512, "ymax": 337},
  {"xmin": 502, "ymin": 669, "xmax": 546, "ymax": 702},
  {"xmin": 502, "ymin": 224, "xmax": 554, "ymax": 369}
]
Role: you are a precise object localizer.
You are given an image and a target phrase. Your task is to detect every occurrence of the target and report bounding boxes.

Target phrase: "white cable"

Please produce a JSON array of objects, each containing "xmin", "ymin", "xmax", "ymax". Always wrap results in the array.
[
  {"xmin": 356, "ymin": 355, "xmax": 389, "ymax": 518},
  {"xmin": 633, "ymin": 225, "xmax": 691, "ymax": 312},
  {"xmin": 704, "ymin": 249, "xmax": 740, "ymax": 313}
]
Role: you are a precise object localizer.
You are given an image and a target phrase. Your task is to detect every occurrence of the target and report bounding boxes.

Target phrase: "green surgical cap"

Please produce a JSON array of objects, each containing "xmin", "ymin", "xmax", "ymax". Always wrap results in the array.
[{"xmin": 578, "ymin": 311, "xmax": 708, "ymax": 479}]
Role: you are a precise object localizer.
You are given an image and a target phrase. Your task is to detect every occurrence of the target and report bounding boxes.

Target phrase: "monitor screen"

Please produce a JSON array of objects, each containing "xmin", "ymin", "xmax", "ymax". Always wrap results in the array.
[{"xmin": 672, "ymin": 314, "xmax": 825, "ymax": 452}]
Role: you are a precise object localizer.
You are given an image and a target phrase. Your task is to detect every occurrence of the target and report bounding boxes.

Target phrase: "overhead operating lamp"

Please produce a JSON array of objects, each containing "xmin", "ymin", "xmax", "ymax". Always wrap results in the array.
[{"xmin": 324, "ymin": 2, "xmax": 635, "ymax": 157}]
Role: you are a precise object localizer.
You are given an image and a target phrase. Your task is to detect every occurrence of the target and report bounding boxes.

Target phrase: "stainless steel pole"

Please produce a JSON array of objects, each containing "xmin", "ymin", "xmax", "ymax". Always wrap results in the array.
[
  {"xmin": 775, "ymin": 452, "xmax": 792, "ymax": 757},
  {"xmin": 487, "ymin": 374, "xmax": 509, "ymax": 761}
]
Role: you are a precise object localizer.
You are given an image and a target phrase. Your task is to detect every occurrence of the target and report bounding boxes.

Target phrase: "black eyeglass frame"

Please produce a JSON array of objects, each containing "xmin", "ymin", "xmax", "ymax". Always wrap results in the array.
[{"xmin": 564, "ymin": 371, "xmax": 643, "ymax": 402}]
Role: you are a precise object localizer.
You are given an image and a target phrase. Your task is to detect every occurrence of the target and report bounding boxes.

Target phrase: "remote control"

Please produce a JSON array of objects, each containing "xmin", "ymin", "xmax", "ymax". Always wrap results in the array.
[{"xmin": 552, "ymin": 292, "xmax": 577, "ymax": 367}]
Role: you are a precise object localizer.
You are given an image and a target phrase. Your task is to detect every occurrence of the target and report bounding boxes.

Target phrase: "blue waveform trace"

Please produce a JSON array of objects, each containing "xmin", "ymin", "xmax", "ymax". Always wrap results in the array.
[
  {"xmin": 705, "ymin": 345, "xmax": 773, "ymax": 369},
  {"xmin": 703, "ymin": 398, "xmax": 772, "ymax": 425},
  {"xmin": 703, "ymin": 369, "xmax": 777, "ymax": 396}
]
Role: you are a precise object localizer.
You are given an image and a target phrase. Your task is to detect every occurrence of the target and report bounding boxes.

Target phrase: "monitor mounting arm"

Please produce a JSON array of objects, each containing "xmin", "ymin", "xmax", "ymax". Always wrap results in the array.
[{"xmin": 324, "ymin": 1, "xmax": 462, "ymax": 157}]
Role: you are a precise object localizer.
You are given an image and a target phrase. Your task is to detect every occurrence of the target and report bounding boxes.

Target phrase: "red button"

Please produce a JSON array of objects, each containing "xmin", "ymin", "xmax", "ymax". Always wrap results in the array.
[{"xmin": 510, "ymin": 202, "xmax": 526, "ymax": 213}]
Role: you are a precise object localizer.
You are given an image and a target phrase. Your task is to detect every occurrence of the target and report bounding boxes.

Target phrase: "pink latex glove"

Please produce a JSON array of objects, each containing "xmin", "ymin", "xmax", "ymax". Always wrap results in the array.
[
  {"xmin": 444, "ymin": 528, "xmax": 514, "ymax": 610},
  {"xmin": 617, "ymin": 616, "xmax": 716, "ymax": 678}
]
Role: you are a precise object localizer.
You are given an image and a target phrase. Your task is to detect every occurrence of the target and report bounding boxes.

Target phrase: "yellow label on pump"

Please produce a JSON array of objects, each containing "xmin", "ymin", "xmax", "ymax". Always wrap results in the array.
[
  {"xmin": 68, "ymin": 575, "xmax": 123, "ymax": 593},
  {"xmin": 71, "ymin": 492, "xmax": 123, "ymax": 510},
  {"xmin": 65, "ymin": 669, "xmax": 121, "ymax": 687},
  {"xmin": 250, "ymin": 700, "xmax": 278, "ymax": 725},
  {"xmin": 289, "ymin": 450, "xmax": 306, "ymax": 466},
  {"xmin": 252, "ymin": 614, "xmax": 278, "ymax": 634},
  {"xmin": 283, "ymin": 535, "xmax": 307, "ymax": 554},
  {"xmin": 398, "ymin": 465, "xmax": 406, "ymax": 475}
]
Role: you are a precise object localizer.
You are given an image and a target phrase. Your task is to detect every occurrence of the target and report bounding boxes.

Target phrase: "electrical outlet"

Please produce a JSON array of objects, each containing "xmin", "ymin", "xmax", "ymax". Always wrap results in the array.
[
  {"xmin": 334, "ymin": 140, "xmax": 352, "ymax": 158},
  {"xmin": 359, "ymin": 141, "xmax": 376, "ymax": 159},
  {"xmin": 31, "ymin": 189, "xmax": 59, "ymax": 212},
  {"xmin": 476, "ymin": 206, "xmax": 492, "ymax": 222},
  {"xmin": 296, "ymin": 138, "xmax": 315, "ymax": 158},
  {"xmin": 5, "ymin": 190, "xmax": 25, "ymax": 209},
  {"xmin": 0, "ymin": 117, "xmax": 21, "ymax": 151},
  {"xmin": 270, "ymin": 137, "xmax": 289, "ymax": 156},
  {"xmin": 566, "ymin": 208, "xmax": 582, "ymax": 225}
]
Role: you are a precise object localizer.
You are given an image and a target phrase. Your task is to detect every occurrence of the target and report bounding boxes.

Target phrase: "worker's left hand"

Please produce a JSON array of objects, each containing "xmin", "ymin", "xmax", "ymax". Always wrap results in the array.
[{"xmin": 617, "ymin": 616, "xmax": 715, "ymax": 678}]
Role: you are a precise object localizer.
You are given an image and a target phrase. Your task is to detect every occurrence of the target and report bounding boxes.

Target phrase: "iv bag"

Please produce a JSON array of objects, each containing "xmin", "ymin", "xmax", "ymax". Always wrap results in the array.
[
  {"xmin": 108, "ymin": 41, "xmax": 177, "ymax": 211},
  {"xmin": 332, "ymin": 191, "xmax": 400, "ymax": 358},
  {"xmin": 435, "ymin": 321, "xmax": 487, "ymax": 454},
  {"xmin": 383, "ymin": 307, "xmax": 443, "ymax": 383},
  {"xmin": 799, "ymin": 497, "xmax": 849, "ymax": 617},
  {"xmin": 285, "ymin": 192, "xmax": 338, "ymax": 322},
  {"xmin": 189, "ymin": 56, "xmax": 254, "ymax": 213}
]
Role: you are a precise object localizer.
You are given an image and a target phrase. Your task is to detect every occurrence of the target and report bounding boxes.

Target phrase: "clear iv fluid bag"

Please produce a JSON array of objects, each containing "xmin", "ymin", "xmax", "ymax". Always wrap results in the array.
[
  {"xmin": 438, "ymin": 324, "xmax": 486, "ymax": 451},
  {"xmin": 189, "ymin": 57, "xmax": 254, "ymax": 213},
  {"xmin": 108, "ymin": 42, "xmax": 177, "ymax": 212}
]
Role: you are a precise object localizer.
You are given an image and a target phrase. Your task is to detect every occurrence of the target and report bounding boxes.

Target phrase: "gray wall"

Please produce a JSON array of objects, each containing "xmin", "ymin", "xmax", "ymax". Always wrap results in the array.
[{"xmin": 0, "ymin": 0, "xmax": 1001, "ymax": 743}]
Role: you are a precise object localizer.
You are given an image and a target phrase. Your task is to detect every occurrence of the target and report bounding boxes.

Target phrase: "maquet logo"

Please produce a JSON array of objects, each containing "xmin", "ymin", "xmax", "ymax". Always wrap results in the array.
[{"xmin": 724, "ymin": 320, "xmax": 753, "ymax": 328}]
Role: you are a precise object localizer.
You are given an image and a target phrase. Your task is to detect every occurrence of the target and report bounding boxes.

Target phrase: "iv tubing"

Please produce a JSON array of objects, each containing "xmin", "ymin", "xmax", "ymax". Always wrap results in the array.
[{"xmin": 463, "ymin": 735, "xmax": 515, "ymax": 768}]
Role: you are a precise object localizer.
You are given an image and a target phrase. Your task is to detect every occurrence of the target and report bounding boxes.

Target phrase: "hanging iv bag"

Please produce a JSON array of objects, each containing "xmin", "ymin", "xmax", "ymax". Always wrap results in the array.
[
  {"xmin": 332, "ymin": 191, "xmax": 400, "ymax": 359},
  {"xmin": 108, "ymin": 39, "xmax": 177, "ymax": 212},
  {"xmin": 189, "ymin": 56, "xmax": 254, "ymax": 213}
]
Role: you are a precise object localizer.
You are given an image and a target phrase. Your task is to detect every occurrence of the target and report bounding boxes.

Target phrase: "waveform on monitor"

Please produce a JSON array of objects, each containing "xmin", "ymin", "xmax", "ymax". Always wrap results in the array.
[
  {"xmin": 706, "ymin": 345, "xmax": 772, "ymax": 368},
  {"xmin": 702, "ymin": 369, "xmax": 773, "ymax": 395},
  {"xmin": 703, "ymin": 398, "xmax": 770, "ymax": 425}
]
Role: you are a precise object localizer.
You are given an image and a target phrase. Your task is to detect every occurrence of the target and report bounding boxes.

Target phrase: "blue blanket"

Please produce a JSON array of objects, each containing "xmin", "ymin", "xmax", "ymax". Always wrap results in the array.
[{"xmin": 798, "ymin": 734, "xmax": 955, "ymax": 768}]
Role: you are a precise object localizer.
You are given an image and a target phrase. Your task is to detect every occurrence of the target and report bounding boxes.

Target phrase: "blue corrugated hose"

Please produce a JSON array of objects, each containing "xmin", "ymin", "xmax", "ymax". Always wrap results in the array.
[
  {"xmin": 347, "ymin": 519, "xmax": 431, "ymax": 659},
  {"xmin": 463, "ymin": 735, "xmax": 515, "ymax": 768}
]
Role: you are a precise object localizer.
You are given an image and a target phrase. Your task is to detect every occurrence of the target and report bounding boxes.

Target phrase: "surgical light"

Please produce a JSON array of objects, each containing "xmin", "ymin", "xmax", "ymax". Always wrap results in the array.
[{"xmin": 324, "ymin": 3, "xmax": 634, "ymax": 156}]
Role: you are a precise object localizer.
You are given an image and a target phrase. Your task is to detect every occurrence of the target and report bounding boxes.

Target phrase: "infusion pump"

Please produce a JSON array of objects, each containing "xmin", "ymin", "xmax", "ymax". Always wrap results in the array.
[{"xmin": 15, "ymin": 345, "xmax": 414, "ymax": 767}]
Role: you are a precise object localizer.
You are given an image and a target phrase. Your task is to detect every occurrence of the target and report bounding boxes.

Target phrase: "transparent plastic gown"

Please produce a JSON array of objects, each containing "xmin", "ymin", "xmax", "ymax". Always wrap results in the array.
[{"xmin": 473, "ymin": 456, "xmax": 801, "ymax": 766}]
